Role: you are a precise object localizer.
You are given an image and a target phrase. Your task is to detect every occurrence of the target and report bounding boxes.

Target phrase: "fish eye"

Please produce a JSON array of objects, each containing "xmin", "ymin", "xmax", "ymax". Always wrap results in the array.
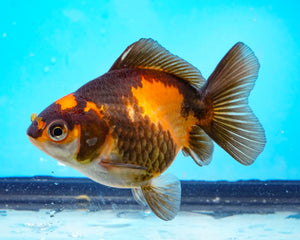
[{"xmin": 47, "ymin": 120, "xmax": 68, "ymax": 142}]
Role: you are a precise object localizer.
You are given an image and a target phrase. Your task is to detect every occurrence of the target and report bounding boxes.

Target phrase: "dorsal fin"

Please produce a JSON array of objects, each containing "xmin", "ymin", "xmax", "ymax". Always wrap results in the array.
[{"xmin": 109, "ymin": 38, "xmax": 205, "ymax": 89}]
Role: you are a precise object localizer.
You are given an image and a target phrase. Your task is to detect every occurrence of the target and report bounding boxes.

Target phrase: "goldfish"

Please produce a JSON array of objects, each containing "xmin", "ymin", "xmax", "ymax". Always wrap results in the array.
[{"xmin": 27, "ymin": 38, "xmax": 266, "ymax": 220}]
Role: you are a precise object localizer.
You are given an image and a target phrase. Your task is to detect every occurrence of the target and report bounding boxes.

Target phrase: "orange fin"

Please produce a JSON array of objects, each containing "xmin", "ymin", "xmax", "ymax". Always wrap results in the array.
[
  {"xmin": 109, "ymin": 38, "xmax": 205, "ymax": 89},
  {"xmin": 199, "ymin": 42, "xmax": 266, "ymax": 165},
  {"xmin": 182, "ymin": 125, "xmax": 214, "ymax": 166},
  {"xmin": 140, "ymin": 174, "xmax": 181, "ymax": 221}
]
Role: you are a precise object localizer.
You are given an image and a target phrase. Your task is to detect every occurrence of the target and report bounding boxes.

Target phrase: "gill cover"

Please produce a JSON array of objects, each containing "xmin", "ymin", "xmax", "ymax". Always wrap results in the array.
[{"xmin": 76, "ymin": 109, "xmax": 109, "ymax": 163}]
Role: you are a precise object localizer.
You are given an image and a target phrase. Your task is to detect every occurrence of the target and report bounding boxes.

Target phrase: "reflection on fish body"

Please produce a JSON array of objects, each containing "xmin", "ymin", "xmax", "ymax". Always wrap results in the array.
[{"xmin": 27, "ymin": 39, "xmax": 266, "ymax": 220}]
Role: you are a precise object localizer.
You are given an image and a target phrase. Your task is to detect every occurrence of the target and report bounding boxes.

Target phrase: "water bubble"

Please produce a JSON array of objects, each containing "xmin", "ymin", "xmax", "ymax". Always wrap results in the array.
[
  {"xmin": 51, "ymin": 57, "xmax": 56, "ymax": 64},
  {"xmin": 2, "ymin": 33, "xmax": 7, "ymax": 38}
]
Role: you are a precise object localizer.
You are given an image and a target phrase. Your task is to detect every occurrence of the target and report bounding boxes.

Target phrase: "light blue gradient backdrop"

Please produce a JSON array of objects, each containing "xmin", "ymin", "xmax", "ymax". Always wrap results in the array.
[{"xmin": 0, "ymin": 1, "xmax": 299, "ymax": 180}]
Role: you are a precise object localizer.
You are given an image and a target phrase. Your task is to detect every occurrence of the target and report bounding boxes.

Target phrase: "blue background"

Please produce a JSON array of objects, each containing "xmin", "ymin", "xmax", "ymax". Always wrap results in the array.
[{"xmin": 0, "ymin": 0, "xmax": 299, "ymax": 180}]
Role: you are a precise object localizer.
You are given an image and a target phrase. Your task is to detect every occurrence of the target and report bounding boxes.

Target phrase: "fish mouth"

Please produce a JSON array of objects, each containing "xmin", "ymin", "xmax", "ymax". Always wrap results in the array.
[
  {"xmin": 28, "ymin": 135, "xmax": 36, "ymax": 145},
  {"xmin": 28, "ymin": 135, "xmax": 46, "ymax": 152},
  {"xmin": 26, "ymin": 125, "xmax": 34, "ymax": 138}
]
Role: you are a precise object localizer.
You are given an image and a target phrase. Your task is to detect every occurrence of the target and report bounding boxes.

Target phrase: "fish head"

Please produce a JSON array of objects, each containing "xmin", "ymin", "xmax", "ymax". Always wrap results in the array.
[
  {"xmin": 27, "ymin": 93, "xmax": 109, "ymax": 165},
  {"xmin": 27, "ymin": 101, "xmax": 80, "ymax": 163}
]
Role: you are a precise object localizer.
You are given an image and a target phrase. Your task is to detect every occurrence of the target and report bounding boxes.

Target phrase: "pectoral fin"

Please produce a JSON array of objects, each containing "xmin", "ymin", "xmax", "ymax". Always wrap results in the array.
[
  {"xmin": 100, "ymin": 159, "xmax": 147, "ymax": 183},
  {"xmin": 132, "ymin": 188, "xmax": 147, "ymax": 207},
  {"xmin": 101, "ymin": 160, "xmax": 147, "ymax": 170}
]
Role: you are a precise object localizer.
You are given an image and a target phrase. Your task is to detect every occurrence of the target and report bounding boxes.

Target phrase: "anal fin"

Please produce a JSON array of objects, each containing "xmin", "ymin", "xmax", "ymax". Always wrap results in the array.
[
  {"xmin": 139, "ymin": 174, "xmax": 181, "ymax": 221},
  {"xmin": 182, "ymin": 125, "xmax": 214, "ymax": 166}
]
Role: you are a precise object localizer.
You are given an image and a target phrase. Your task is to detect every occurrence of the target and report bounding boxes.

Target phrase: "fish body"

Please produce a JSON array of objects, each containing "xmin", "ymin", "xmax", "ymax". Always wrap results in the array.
[{"xmin": 27, "ymin": 39, "xmax": 266, "ymax": 220}]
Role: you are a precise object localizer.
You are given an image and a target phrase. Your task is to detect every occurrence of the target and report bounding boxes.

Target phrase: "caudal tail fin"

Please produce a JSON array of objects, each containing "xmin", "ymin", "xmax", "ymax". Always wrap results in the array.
[{"xmin": 198, "ymin": 42, "xmax": 266, "ymax": 165}]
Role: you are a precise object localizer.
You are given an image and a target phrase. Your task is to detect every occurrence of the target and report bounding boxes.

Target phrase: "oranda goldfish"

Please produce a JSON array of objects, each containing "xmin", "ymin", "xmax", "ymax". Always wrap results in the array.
[{"xmin": 27, "ymin": 39, "xmax": 266, "ymax": 220}]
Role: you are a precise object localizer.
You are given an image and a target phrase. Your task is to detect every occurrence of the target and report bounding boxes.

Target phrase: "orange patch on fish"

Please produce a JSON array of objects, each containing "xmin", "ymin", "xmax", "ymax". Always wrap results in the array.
[
  {"xmin": 36, "ymin": 117, "xmax": 46, "ymax": 130},
  {"xmin": 84, "ymin": 101, "xmax": 105, "ymax": 118},
  {"xmin": 31, "ymin": 113, "xmax": 37, "ymax": 122},
  {"xmin": 131, "ymin": 76, "xmax": 197, "ymax": 148},
  {"xmin": 56, "ymin": 93, "xmax": 77, "ymax": 110}
]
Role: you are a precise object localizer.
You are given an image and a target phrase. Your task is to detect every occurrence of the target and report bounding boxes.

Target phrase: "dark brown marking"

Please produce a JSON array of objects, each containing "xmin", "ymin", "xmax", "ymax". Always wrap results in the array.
[{"xmin": 76, "ymin": 109, "xmax": 109, "ymax": 163}]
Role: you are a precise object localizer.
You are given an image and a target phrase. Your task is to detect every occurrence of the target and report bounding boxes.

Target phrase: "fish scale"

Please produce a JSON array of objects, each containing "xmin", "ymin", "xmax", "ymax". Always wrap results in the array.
[{"xmin": 110, "ymin": 111, "xmax": 176, "ymax": 181}]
